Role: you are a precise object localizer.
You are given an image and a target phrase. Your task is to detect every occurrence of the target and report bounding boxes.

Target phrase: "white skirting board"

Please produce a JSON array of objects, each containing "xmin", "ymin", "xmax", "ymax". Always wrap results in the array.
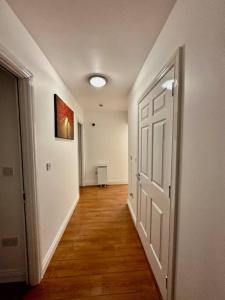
[
  {"xmin": 108, "ymin": 179, "xmax": 128, "ymax": 185},
  {"xmin": 0, "ymin": 269, "xmax": 26, "ymax": 283},
  {"xmin": 41, "ymin": 195, "xmax": 79, "ymax": 277},
  {"xmin": 127, "ymin": 198, "xmax": 136, "ymax": 225},
  {"xmin": 85, "ymin": 179, "xmax": 128, "ymax": 186}
]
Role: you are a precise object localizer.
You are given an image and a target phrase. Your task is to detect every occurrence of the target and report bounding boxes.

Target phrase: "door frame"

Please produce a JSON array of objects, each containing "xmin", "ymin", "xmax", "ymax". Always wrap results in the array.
[
  {"xmin": 77, "ymin": 121, "xmax": 85, "ymax": 187},
  {"xmin": 0, "ymin": 44, "xmax": 41, "ymax": 285},
  {"xmin": 136, "ymin": 47, "xmax": 183, "ymax": 300}
]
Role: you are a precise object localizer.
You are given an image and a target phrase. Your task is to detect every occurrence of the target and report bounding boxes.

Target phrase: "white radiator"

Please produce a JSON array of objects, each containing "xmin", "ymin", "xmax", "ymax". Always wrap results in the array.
[{"xmin": 97, "ymin": 165, "xmax": 107, "ymax": 186}]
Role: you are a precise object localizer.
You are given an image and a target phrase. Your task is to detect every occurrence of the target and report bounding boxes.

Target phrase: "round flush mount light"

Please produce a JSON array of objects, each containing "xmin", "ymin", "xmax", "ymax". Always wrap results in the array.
[{"xmin": 89, "ymin": 75, "xmax": 107, "ymax": 88}]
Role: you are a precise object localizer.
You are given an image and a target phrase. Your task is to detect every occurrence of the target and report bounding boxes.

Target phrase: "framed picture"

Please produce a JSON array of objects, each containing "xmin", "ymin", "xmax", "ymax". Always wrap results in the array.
[{"xmin": 54, "ymin": 94, "xmax": 74, "ymax": 140}]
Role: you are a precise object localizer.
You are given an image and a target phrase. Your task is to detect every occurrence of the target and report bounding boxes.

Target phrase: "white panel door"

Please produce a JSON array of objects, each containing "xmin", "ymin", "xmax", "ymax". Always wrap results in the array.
[
  {"xmin": 137, "ymin": 67, "xmax": 174, "ymax": 299},
  {"xmin": 138, "ymin": 92, "xmax": 151, "ymax": 242}
]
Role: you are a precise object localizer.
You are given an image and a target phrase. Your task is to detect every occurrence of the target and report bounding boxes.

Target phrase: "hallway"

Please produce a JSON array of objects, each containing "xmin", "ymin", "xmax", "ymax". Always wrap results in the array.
[{"xmin": 24, "ymin": 185, "xmax": 161, "ymax": 299}]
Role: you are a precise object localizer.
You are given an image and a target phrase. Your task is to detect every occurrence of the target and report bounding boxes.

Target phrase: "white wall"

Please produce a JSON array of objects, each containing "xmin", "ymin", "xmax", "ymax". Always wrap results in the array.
[
  {"xmin": 128, "ymin": 0, "xmax": 225, "ymax": 299},
  {"xmin": 0, "ymin": 0, "xmax": 83, "ymax": 275},
  {"xmin": 84, "ymin": 110, "xmax": 128, "ymax": 185}
]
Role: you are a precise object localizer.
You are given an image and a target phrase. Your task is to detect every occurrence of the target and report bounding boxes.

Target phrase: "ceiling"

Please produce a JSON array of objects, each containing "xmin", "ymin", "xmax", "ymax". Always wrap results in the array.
[{"xmin": 7, "ymin": 0, "xmax": 176, "ymax": 111}]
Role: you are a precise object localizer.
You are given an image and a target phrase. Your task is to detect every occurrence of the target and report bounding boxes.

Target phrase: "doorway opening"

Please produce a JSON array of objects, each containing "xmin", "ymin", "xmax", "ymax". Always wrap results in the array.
[
  {"xmin": 77, "ymin": 122, "xmax": 84, "ymax": 188},
  {"xmin": 0, "ymin": 65, "xmax": 28, "ymax": 284},
  {"xmin": 0, "ymin": 47, "xmax": 41, "ymax": 287}
]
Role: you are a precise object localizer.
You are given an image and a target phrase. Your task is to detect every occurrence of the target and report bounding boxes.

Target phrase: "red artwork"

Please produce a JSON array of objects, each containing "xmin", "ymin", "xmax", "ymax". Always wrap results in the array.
[{"xmin": 54, "ymin": 94, "xmax": 74, "ymax": 139}]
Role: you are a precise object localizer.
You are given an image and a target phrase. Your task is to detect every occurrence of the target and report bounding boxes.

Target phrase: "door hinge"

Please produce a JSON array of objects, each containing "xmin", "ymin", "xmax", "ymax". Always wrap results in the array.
[
  {"xmin": 136, "ymin": 173, "xmax": 140, "ymax": 181},
  {"xmin": 169, "ymin": 185, "xmax": 171, "ymax": 198},
  {"xmin": 166, "ymin": 276, "xmax": 168, "ymax": 289},
  {"xmin": 23, "ymin": 192, "xmax": 26, "ymax": 202},
  {"xmin": 172, "ymin": 82, "xmax": 175, "ymax": 96}
]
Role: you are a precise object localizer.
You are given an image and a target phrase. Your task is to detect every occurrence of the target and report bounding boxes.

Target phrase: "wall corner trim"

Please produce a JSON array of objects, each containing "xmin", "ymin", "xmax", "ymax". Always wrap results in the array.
[
  {"xmin": 41, "ymin": 195, "xmax": 79, "ymax": 277},
  {"xmin": 127, "ymin": 198, "xmax": 136, "ymax": 225}
]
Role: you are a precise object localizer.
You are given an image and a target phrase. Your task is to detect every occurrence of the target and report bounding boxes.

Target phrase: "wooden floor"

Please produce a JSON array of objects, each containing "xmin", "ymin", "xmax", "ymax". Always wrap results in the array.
[{"xmin": 24, "ymin": 185, "xmax": 161, "ymax": 300}]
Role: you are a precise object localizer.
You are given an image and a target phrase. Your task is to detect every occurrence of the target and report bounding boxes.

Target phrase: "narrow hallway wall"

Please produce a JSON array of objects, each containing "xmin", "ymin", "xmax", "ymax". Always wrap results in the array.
[
  {"xmin": 128, "ymin": 0, "xmax": 225, "ymax": 299},
  {"xmin": 0, "ymin": 0, "xmax": 83, "ymax": 276}
]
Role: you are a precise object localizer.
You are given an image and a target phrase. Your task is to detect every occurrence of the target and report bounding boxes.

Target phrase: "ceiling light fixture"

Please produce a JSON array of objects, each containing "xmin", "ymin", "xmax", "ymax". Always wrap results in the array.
[{"xmin": 89, "ymin": 75, "xmax": 107, "ymax": 88}]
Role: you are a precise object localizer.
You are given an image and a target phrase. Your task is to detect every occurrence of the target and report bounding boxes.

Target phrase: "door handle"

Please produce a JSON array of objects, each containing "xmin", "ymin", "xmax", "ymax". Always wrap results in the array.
[{"xmin": 136, "ymin": 173, "xmax": 140, "ymax": 181}]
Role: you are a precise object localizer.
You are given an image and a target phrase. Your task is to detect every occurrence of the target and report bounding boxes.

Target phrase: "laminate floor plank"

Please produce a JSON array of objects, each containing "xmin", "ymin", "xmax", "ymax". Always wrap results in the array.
[{"xmin": 23, "ymin": 185, "xmax": 161, "ymax": 300}]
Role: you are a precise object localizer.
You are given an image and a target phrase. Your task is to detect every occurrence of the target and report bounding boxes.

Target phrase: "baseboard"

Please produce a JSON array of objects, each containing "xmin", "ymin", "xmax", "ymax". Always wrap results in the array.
[
  {"xmin": 41, "ymin": 195, "xmax": 79, "ymax": 277},
  {"xmin": 0, "ymin": 269, "xmax": 26, "ymax": 283},
  {"xmin": 85, "ymin": 179, "xmax": 128, "ymax": 186},
  {"xmin": 108, "ymin": 179, "xmax": 128, "ymax": 185},
  {"xmin": 127, "ymin": 198, "xmax": 136, "ymax": 225},
  {"xmin": 84, "ymin": 180, "xmax": 96, "ymax": 186}
]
